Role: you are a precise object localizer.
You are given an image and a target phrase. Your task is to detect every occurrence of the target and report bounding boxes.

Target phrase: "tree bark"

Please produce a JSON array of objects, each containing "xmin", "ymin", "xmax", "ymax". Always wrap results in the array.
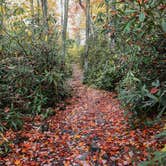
[
  {"xmin": 110, "ymin": 0, "xmax": 116, "ymax": 49},
  {"xmin": 76, "ymin": 14, "xmax": 81, "ymax": 46},
  {"xmin": 78, "ymin": 0, "xmax": 94, "ymax": 39},
  {"xmin": 30, "ymin": 0, "xmax": 34, "ymax": 23},
  {"xmin": 62, "ymin": 0, "xmax": 69, "ymax": 63},
  {"xmin": 30, "ymin": 0, "xmax": 35, "ymax": 40},
  {"xmin": 37, "ymin": 0, "xmax": 40, "ymax": 25},
  {"xmin": 60, "ymin": 0, "xmax": 64, "ymax": 27},
  {"xmin": 0, "ymin": 0, "xmax": 4, "ymax": 34},
  {"xmin": 84, "ymin": 0, "xmax": 90, "ymax": 72},
  {"xmin": 41, "ymin": 0, "xmax": 48, "ymax": 31}
]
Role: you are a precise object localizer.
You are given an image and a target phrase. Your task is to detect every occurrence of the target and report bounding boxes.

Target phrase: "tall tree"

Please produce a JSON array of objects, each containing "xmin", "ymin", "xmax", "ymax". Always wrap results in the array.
[
  {"xmin": 105, "ymin": 0, "xmax": 111, "ymax": 49},
  {"xmin": 62, "ymin": 0, "xmax": 69, "ymax": 63},
  {"xmin": 37, "ymin": 0, "xmax": 40, "ymax": 25},
  {"xmin": 84, "ymin": 0, "xmax": 90, "ymax": 72},
  {"xmin": 78, "ymin": 0, "xmax": 94, "ymax": 39},
  {"xmin": 0, "ymin": 0, "xmax": 5, "ymax": 34},
  {"xmin": 30, "ymin": 0, "xmax": 34, "ymax": 23},
  {"xmin": 30, "ymin": 0, "xmax": 34, "ymax": 40},
  {"xmin": 41, "ymin": 0, "xmax": 48, "ymax": 30},
  {"xmin": 105, "ymin": 0, "xmax": 110, "ymax": 30},
  {"xmin": 60, "ymin": 0, "xmax": 64, "ymax": 26},
  {"xmin": 110, "ymin": 0, "xmax": 116, "ymax": 48},
  {"xmin": 75, "ymin": 14, "xmax": 81, "ymax": 46},
  {"xmin": 105, "ymin": 0, "xmax": 116, "ymax": 50}
]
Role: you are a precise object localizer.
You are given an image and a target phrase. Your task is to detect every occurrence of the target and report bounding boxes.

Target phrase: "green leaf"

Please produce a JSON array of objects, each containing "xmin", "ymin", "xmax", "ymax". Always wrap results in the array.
[
  {"xmin": 146, "ymin": 93, "xmax": 158, "ymax": 102},
  {"xmin": 161, "ymin": 20, "xmax": 166, "ymax": 33},
  {"xmin": 152, "ymin": 80, "xmax": 160, "ymax": 87},
  {"xmin": 139, "ymin": 12, "xmax": 145, "ymax": 22},
  {"xmin": 123, "ymin": 21, "xmax": 131, "ymax": 33},
  {"xmin": 13, "ymin": 7, "xmax": 25, "ymax": 16},
  {"xmin": 125, "ymin": 9, "xmax": 136, "ymax": 14}
]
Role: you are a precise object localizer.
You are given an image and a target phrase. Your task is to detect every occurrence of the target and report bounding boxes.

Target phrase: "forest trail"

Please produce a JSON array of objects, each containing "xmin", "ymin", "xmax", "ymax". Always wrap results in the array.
[{"xmin": 1, "ymin": 64, "xmax": 163, "ymax": 166}]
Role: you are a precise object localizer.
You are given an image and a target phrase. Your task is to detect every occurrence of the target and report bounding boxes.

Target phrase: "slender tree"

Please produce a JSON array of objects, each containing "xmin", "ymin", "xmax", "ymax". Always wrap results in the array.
[
  {"xmin": 30, "ymin": 0, "xmax": 35, "ymax": 41},
  {"xmin": 78, "ymin": 0, "xmax": 94, "ymax": 39},
  {"xmin": 30, "ymin": 0, "xmax": 34, "ymax": 24},
  {"xmin": 105, "ymin": 0, "xmax": 110, "ymax": 31},
  {"xmin": 60, "ymin": 0, "xmax": 64, "ymax": 27},
  {"xmin": 105, "ymin": 0, "xmax": 111, "ymax": 49},
  {"xmin": 84, "ymin": 0, "xmax": 90, "ymax": 72},
  {"xmin": 41, "ymin": 0, "xmax": 48, "ymax": 30},
  {"xmin": 0, "ymin": 0, "xmax": 4, "ymax": 34},
  {"xmin": 37, "ymin": 0, "xmax": 40, "ymax": 25},
  {"xmin": 110, "ymin": 0, "xmax": 116, "ymax": 48},
  {"xmin": 105, "ymin": 0, "xmax": 116, "ymax": 50},
  {"xmin": 75, "ymin": 14, "xmax": 81, "ymax": 46},
  {"xmin": 62, "ymin": 0, "xmax": 69, "ymax": 63}
]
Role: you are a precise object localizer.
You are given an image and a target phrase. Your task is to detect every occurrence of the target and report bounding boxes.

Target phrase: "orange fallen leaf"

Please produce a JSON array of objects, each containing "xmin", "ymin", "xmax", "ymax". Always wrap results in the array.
[{"xmin": 14, "ymin": 159, "xmax": 21, "ymax": 166}]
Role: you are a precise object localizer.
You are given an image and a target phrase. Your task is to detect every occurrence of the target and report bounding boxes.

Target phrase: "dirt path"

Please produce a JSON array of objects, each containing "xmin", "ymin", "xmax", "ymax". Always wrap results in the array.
[{"xmin": 0, "ymin": 64, "xmax": 163, "ymax": 166}]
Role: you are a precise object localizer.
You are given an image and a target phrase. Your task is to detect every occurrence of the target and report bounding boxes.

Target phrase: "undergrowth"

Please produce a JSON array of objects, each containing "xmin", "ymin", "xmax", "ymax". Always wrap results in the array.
[
  {"xmin": 0, "ymin": 14, "xmax": 71, "ymax": 132},
  {"xmin": 81, "ymin": 0, "xmax": 166, "ymax": 126}
]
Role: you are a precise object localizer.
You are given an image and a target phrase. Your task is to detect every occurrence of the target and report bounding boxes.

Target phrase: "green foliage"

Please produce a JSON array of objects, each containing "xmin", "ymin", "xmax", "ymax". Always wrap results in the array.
[
  {"xmin": 83, "ymin": 0, "xmax": 166, "ymax": 124},
  {"xmin": 119, "ymin": 78, "xmax": 166, "ymax": 126},
  {"xmin": 41, "ymin": 108, "xmax": 55, "ymax": 120},
  {"xmin": 139, "ymin": 151, "xmax": 166, "ymax": 166},
  {"xmin": 0, "ymin": 141, "xmax": 11, "ymax": 157},
  {"xmin": 156, "ymin": 131, "xmax": 166, "ymax": 139},
  {"xmin": 68, "ymin": 44, "xmax": 83, "ymax": 64},
  {"xmin": 0, "ymin": 105, "xmax": 23, "ymax": 132},
  {"xmin": 114, "ymin": 0, "xmax": 166, "ymax": 124},
  {"xmin": 0, "ymin": 33, "xmax": 69, "ymax": 108},
  {"xmin": 82, "ymin": 36, "xmax": 123, "ymax": 90},
  {"xmin": 0, "ymin": 6, "xmax": 71, "ymax": 132}
]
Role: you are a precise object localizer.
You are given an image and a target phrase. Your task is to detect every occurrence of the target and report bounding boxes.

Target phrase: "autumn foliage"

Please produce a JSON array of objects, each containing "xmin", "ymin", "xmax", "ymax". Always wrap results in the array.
[{"xmin": 0, "ymin": 0, "xmax": 165, "ymax": 165}]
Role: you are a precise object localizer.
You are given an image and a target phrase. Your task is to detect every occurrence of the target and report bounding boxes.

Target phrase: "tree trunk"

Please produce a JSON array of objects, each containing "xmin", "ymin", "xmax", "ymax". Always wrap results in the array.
[
  {"xmin": 62, "ymin": 0, "xmax": 69, "ymax": 63},
  {"xmin": 84, "ymin": 0, "xmax": 90, "ymax": 72},
  {"xmin": 37, "ymin": 0, "xmax": 40, "ymax": 25},
  {"xmin": 0, "ymin": 0, "xmax": 4, "ymax": 34},
  {"xmin": 110, "ymin": 0, "xmax": 116, "ymax": 49},
  {"xmin": 41, "ymin": 0, "xmax": 48, "ymax": 31},
  {"xmin": 79, "ymin": 0, "xmax": 94, "ymax": 41},
  {"xmin": 105, "ymin": 0, "xmax": 111, "ymax": 49},
  {"xmin": 106, "ymin": 1, "xmax": 109, "ymax": 24},
  {"xmin": 60, "ymin": 0, "xmax": 64, "ymax": 27},
  {"xmin": 30, "ymin": 0, "xmax": 34, "ymax": 23},
  {"xmin": 30, "ymin": 0, "xmax": 34, "ymax": 40}
]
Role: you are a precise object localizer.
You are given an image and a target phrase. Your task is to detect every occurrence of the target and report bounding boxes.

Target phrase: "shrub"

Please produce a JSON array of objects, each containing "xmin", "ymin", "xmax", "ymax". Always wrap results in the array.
[
  {"xmin": 83, "ymin": 0, "xmax": 166, "ymax": 124},
  {"xmin": 139, "ymin": 151, "xmax": 166, "ymax": 166},
  {"xmin": 82, "ymin": 35, "xmax": 123, "ymax": 90},
  {"xmin": 0, "ymin": 19, "xmax": 71, "ymax": 131},
  {"xmin": 119, "ymin": 74, "xmax": 166, "ymax": 126},
  {"xmin": 139, "ymin": 128, "xmax": 166, "ymax": 166}
]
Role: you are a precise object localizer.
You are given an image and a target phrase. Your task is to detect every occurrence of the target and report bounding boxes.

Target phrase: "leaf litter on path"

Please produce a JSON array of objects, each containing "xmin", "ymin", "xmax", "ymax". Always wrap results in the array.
[{"xmin": 0, "ymin": 64, "xmax": 164, "ymax": 166}]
